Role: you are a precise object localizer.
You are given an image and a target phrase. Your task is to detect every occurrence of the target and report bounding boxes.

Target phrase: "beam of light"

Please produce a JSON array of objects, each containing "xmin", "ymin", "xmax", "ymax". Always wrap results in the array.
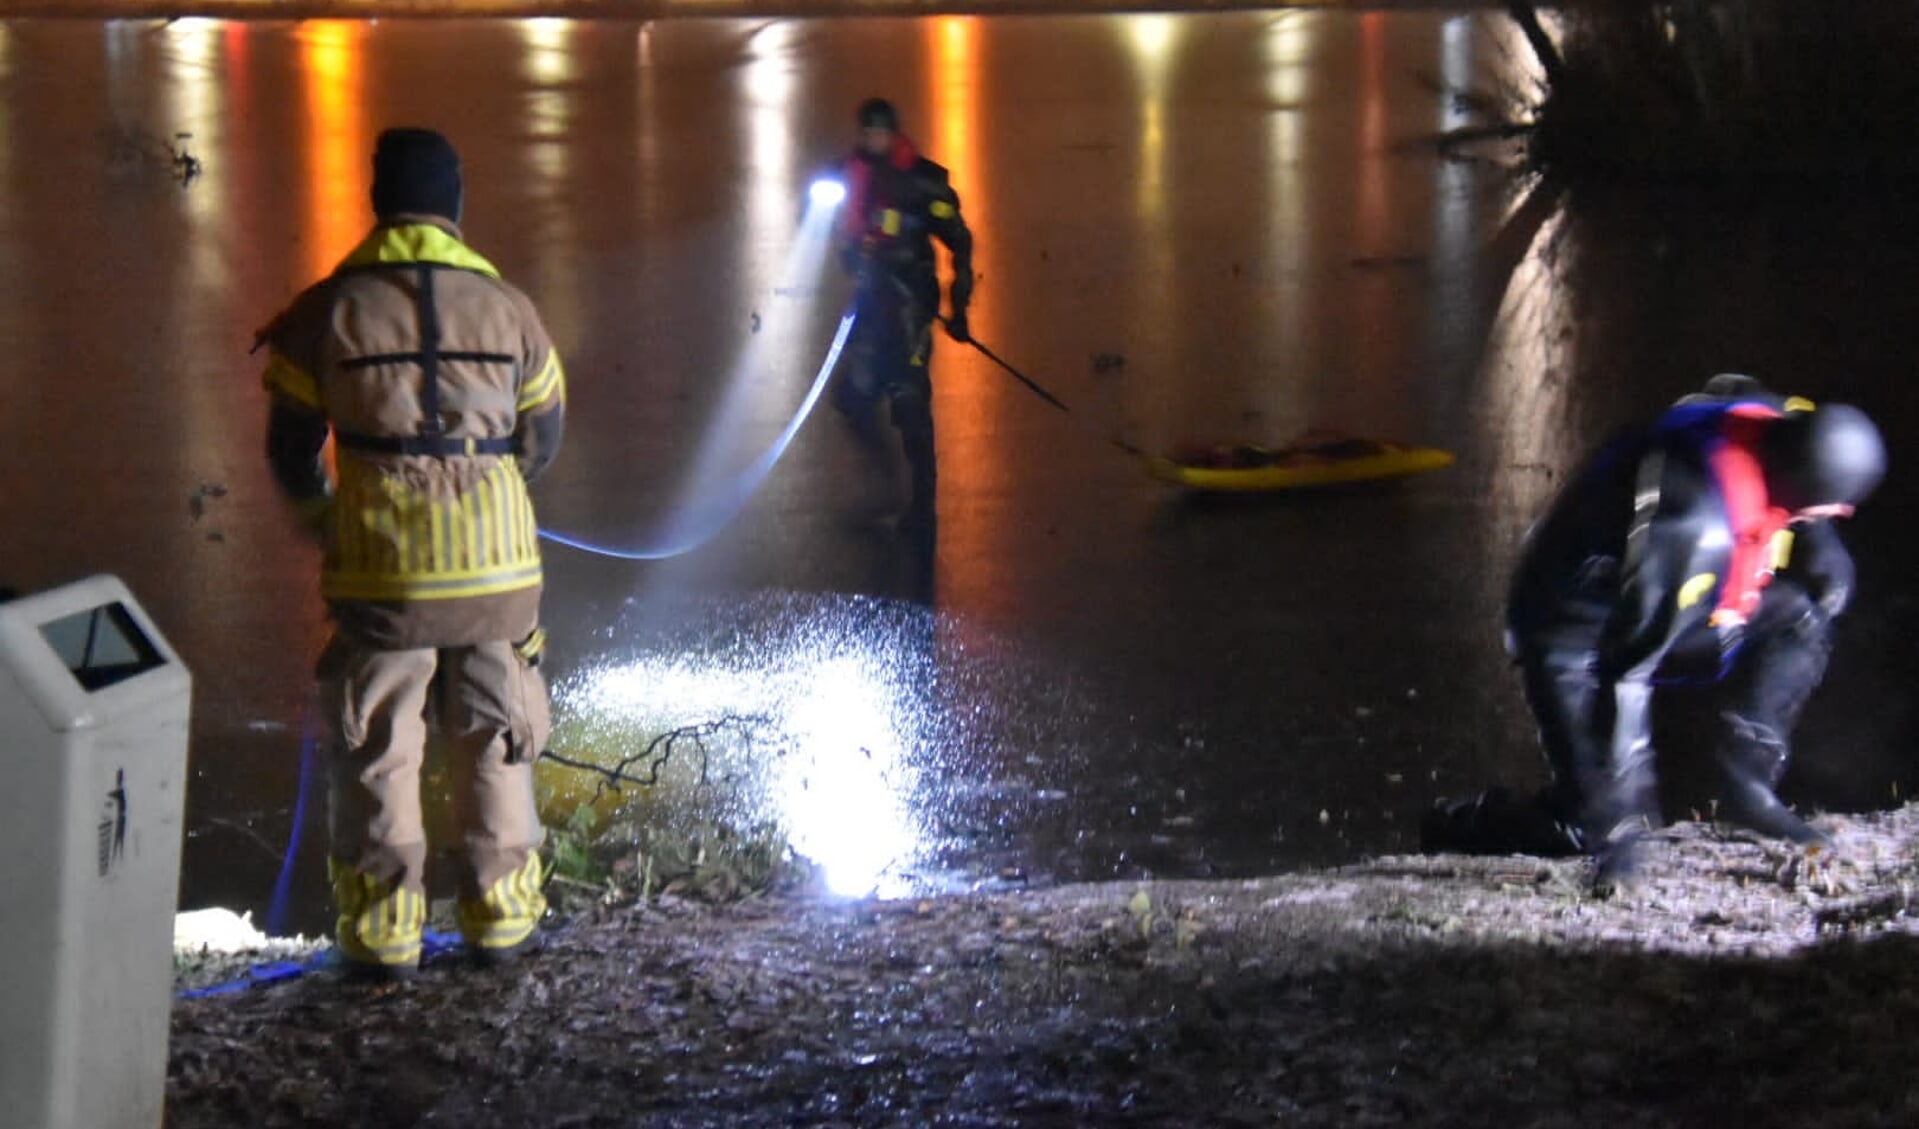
[
  {"xmin": 542, "ymin": 23, "xmax": 833, "ymax": 566},
  {"xmin": 539, "ymin": 19, "xmax": 829, "ymax": 566},
  {"xmin": 537, "ymin": 286, "xmax": 855, "ymax": 561}
]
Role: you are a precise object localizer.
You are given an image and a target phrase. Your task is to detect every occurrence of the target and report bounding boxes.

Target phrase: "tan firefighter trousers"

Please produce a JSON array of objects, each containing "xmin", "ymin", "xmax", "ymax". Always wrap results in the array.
[{"xmin": 317, "ymin": 634, "xmax": 551, "ymax": 964}]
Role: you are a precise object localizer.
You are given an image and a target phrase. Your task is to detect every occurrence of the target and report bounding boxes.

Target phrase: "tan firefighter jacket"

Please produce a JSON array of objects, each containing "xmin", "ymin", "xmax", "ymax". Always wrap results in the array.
[{"xmin": 259, "ymin": 218, "xmax": 566, "ymax": 649}]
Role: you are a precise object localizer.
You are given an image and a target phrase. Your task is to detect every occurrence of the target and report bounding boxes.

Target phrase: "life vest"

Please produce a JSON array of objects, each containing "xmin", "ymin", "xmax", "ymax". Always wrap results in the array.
[
  {"xmin": 1659, "ymin": 401, "xmax": 1794, "ymax": 627},
  {"xmin": 839, "ymin": 134, "xmax": 921, "ymax": 248}
]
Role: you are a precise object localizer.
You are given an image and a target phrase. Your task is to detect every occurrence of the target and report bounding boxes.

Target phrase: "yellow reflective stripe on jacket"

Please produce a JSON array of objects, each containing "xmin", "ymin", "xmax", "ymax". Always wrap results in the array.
[
  {"xmin": 1770, "ymin": 528, "xmax": 1796, "ymax": 571},
  {"xmin": 459, "ymin": 485, "xmax": 481, "ymax": 572},
  {"xmin": 337, "ymin": 223, "xmax": 503, "ymax": 277},
  {"xmin": 263, "ymin": 350, "xmax": 322, "ymax": 409},
  {"xmin": 322, "ymin": 456, "xmax": 542, "ymax": 602},
  {"xmin": 1677, "ymin": 572, "xmax": 1718, "ymax": 611},
  {"xmin": 517, "ymin": 351, "xmax": 565, "ymax": 413}
]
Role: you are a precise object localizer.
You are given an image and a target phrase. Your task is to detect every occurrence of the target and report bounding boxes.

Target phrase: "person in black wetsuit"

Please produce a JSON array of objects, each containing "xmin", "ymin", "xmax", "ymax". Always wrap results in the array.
[
  {"xmin": 1423, "ymin": 375, "xmax": 1885, "ymax": 895},
  {"xmin": 829, "ymin": 97, "xmax": 974, "ymax": 529}
]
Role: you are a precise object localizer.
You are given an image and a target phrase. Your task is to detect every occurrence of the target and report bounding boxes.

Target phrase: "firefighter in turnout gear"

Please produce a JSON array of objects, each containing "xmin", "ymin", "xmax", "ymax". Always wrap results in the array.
[
  {"xmin": 832, "ymin": 97, "xmax": 974, "ymax": 527},
  {"xmin": 258, "ymin": 128, "xmax": 565, "ymax": 976},
  {"xmin": 1421, "ymin": 377, "xmax": 1884, "ymax": 896}
]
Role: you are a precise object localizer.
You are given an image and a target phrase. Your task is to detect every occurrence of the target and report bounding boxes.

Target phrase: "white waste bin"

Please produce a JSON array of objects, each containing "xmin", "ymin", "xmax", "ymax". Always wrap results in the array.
[{"xmin": 0, "ymin": 576, "xmax": 192, "ymax": 1129}]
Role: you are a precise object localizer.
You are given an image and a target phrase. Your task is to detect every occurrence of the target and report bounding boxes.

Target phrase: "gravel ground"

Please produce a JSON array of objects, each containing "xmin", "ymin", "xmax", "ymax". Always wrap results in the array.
[{"xmin": 170, "ymin": 806, "xmax": 1919, "ymax": 1127}]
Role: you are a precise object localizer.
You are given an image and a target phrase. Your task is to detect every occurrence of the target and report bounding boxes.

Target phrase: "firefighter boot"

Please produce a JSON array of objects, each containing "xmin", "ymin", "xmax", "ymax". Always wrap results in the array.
[
  {"xmin": 329, "ymin": 858, "xmax": 425, "ymax": 980},
  {"xmin": 458, "ymin": 852, "xmax": 548, "ymax": 966}
]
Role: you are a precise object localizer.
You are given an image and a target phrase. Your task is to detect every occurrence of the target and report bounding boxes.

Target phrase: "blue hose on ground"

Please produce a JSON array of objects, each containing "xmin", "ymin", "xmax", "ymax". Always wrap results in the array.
[
  {"xmin": 536, "ymin": 307, "xmax": 856, "ymax": 561},
  {"xmin": 264, "ymin": 716, "xmax": 316, "ymax": 937},
  {"xmin": 176, "ymin": 930, "xmax": 466, "ymax": 1000}
]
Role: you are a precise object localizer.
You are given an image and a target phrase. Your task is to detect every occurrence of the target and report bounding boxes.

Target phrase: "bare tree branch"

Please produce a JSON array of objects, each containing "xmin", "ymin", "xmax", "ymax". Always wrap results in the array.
[{"xmin": 539, "ymin": 715, "xmax": 773, "ymax": 801}]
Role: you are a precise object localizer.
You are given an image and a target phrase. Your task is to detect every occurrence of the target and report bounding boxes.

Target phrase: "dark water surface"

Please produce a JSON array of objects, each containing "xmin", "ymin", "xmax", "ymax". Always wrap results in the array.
[{"xmin": 0, "ymin": 14, "xmax": 1913, "ymax": 924}]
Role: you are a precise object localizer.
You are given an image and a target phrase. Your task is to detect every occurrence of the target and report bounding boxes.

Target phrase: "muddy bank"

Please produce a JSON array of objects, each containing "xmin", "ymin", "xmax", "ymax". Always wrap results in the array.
[{"xmin": 171, "ymin": 805, "xmax": 1919, "ymax": 1127}]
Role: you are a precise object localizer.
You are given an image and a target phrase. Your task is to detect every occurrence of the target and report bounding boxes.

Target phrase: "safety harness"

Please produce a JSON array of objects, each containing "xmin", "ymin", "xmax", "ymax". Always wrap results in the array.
[
  {"xmin": 840, "ymin": 134, "xmax": 922, "ymax": 248},
  {"xmin": 332, "ymin": 261, "xmax": 519, "ymax": 459},
  {"xmin": 1643, "ymin": 401, "xmax": 1794, "ymax": 629}
]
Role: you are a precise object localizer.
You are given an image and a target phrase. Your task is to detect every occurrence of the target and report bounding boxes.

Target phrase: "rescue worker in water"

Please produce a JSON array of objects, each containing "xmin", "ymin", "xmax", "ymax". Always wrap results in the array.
[
  {"xmin": 831, "ymin": 97, "xmax": 975, "ymax": 528},
  {"xmin": 257, "ymin": 128, "xmax": 566, "ymax": 977},
  {"xmin": 1422, "ymin": 377, "xmax": 1885, "ymax": 895}
]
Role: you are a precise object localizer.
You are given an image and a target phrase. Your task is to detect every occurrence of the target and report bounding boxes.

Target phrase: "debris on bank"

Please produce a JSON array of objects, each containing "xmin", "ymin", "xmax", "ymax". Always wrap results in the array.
[{"xmin": 171, "ymin": 807, "xmax": 1919, "ymax": 1127}]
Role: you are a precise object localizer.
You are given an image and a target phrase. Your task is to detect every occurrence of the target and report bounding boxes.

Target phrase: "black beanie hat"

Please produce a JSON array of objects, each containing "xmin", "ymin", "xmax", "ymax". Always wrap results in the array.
[
  {"xmin": 371, "ymin": 128, "xmax": 463, "ymax": 223},
  {"xmin": 857, "ymin": 98, "xmax": 899, "ymax": 131}
]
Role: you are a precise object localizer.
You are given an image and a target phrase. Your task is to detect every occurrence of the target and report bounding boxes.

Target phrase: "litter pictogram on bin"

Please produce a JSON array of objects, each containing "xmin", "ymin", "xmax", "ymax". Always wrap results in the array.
[{"xmin": 97, "ymin": 768, "xmax": 127, "ymax": 877}]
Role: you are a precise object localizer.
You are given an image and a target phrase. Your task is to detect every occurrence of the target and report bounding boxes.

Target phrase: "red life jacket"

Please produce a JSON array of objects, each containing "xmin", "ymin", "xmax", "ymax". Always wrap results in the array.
[
  {"xmin": 1707, "ymin": 404, "xmax": 1793, "ymax": 626},
  {"xmin": 839, "ymin": 133, "xmax": 921, "ymax": 247}
]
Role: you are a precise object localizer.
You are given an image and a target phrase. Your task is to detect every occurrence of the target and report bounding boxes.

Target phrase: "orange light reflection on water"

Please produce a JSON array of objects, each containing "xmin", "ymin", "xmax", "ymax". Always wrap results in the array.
[
  {"xmin": 925, "ymin": 17, "xmax": 1005, "ymax": 611},
  {"xmin": 296, "ymin": 23, "xmax": 366, "ymax": 488},
  {"xmin": 297, "ymin": 22, "xmax": 367, "ymax": 281}
]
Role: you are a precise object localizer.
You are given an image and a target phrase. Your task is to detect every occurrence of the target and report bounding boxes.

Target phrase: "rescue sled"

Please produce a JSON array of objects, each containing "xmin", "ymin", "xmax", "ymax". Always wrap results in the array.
[{"xmin": 1147, "ymin": 431, "xmax": 1455, "ymax": 493}]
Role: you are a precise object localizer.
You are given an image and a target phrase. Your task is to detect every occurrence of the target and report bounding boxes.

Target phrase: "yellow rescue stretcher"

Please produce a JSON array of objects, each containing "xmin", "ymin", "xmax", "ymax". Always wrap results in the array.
[{"xmin": 1146, "ymin": 432, "xmax": 1455, "ymax": 493}]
